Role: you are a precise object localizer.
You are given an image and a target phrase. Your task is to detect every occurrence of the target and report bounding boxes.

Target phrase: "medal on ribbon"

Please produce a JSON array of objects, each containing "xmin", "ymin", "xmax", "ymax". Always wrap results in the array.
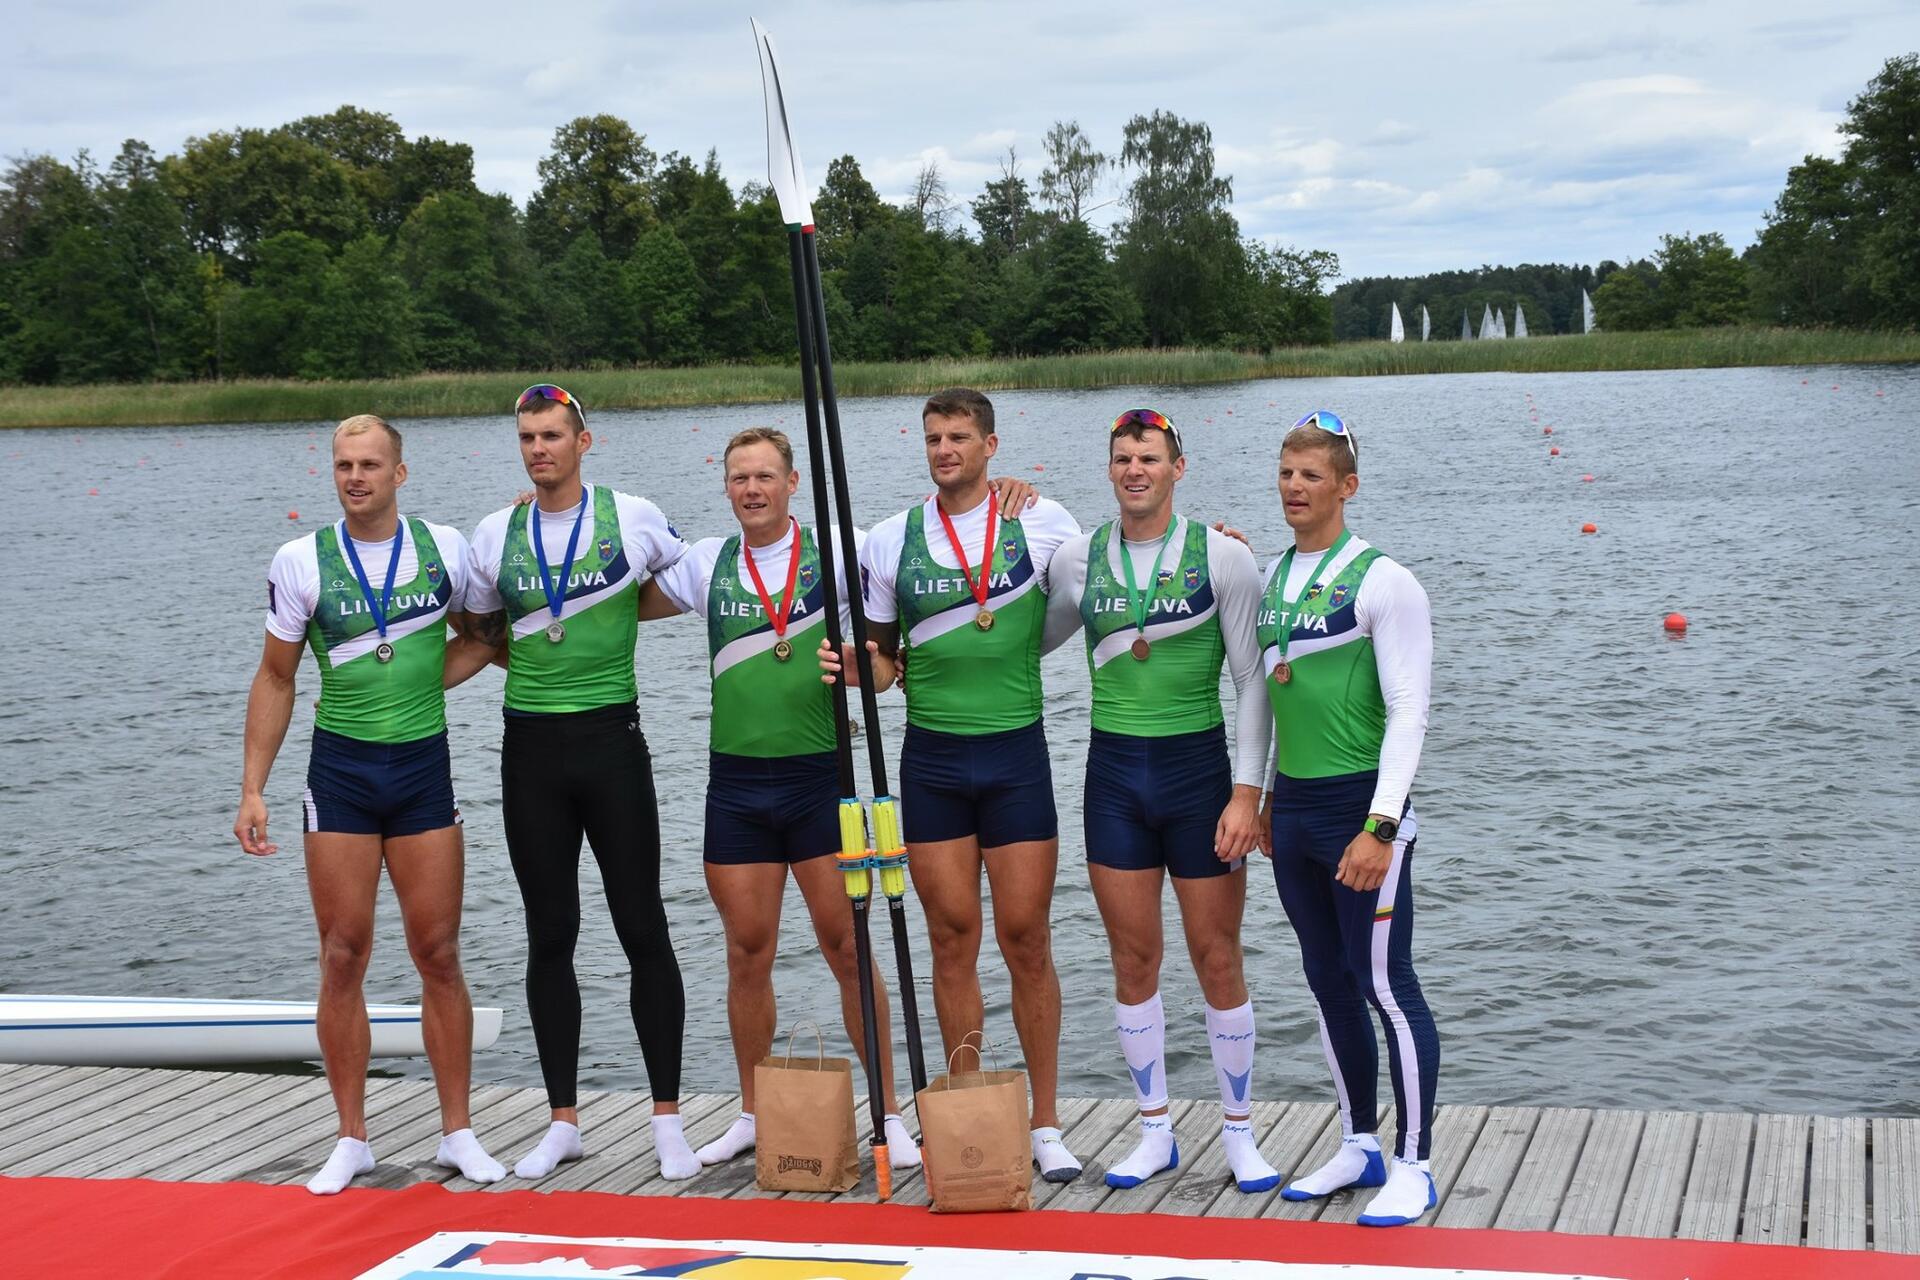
[
  {"xmin": 1271, "ymin": 529, "xmax": 1353, "ymax": 688},
  {"xmin": 339, "ymin": 518, "xmax": 404, "ymax": 664},
  {"xmin": 532, "ymin": 488, "xmax": 589, "ymax": 644},
  {"xmin": 935, "ymin": 490, "xmax": 999, "ymax": 631},
  {"xmin": 1119, "ymin": 515, "xmax": 1178, "ymax": 662},
  {"xmin": 742, "ymin": 518, "xmax": 804, "ymax": 662}
]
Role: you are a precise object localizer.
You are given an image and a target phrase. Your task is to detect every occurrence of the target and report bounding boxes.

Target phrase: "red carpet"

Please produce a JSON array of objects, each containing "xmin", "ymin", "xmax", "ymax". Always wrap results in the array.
[{"xmin": 2, "ymin": 1175, "xmax": 1912, "ymax": 1280}]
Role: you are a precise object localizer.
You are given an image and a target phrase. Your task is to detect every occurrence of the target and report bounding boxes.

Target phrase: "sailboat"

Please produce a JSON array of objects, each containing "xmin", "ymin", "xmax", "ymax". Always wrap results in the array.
[
  {"xmin": 1582, "ymin": 288, "xmax": 1598, "ymax": 334},
  {"xmin": 1420, "ymin": 305, "xmax": 1431, "ymax": 341},
  {"xmin": 1478, "ymin": 304, "xmax": 1496, "ymax": 340},
  {"xmin": 1389, "ymin": 302, "xmax": 1405, "ymax": 344},
  {"xmin": 1495, "ymin": 308, "xmax": 1508, "ymax": 339},
  {"xmin": 1514, "ymin": 303, "xmax": 1529, "ymax": 338},
  {"xmin": 1461, "ymin": 308, "xmax": 1474, "ymax": 340}
]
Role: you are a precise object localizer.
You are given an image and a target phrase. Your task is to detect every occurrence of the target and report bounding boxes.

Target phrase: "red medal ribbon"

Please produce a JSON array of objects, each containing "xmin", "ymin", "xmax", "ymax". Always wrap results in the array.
[
  {"xmin": 740, "ymin": 518, "xmax": 803, "ymax": 637},
  {"xmin": 935, "ymin": 490, "xmax": 998, "ymax": 609}
]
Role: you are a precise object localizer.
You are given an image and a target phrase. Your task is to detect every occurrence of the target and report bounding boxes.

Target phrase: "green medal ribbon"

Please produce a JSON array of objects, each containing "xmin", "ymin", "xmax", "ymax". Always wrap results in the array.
[
  {"xmin": 1273, "ymin": 528, "xmax": 1354, "ymax": 666},
  {"xmin": 1119, "ymin": 515, "xmax": 1181, "ymax": 637}
]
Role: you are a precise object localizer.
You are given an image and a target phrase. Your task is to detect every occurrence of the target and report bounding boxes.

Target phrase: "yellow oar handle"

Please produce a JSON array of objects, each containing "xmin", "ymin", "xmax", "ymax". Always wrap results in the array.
[
  {"xmin": 871, "ymin": 798, "xmax": 909, "ymax": 899},
  {"xmin": 837, "ymin": 799, "xmax": 873, "ymax": 899}
]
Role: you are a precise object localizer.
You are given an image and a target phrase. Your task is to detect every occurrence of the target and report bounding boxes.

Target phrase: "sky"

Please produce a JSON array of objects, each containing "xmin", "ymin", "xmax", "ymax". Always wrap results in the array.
[{"xmin": 5, "ymin": 0, "xmax": 1908, "ymax": 280}]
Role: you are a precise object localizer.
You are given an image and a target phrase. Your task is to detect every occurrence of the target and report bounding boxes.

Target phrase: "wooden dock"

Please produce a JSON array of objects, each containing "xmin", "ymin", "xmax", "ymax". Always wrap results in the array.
[{"xmin": 1, "ymin": 1062, "xmax": 1914, "ymax": 1255}]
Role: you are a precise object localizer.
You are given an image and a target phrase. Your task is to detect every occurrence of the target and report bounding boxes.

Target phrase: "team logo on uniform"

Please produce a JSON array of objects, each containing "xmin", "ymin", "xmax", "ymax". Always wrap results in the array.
[
  {"xmin": 1306, "ymin": 583, "xmax": 1324, "ymax": 600},
  {"xmin": 1330, "ymin": 583, "xmax": 1350, "ymax": 608},
  {"xmin": 598, "ymin": 537, "xmax": 614, "ymax": 562},
  {"xmin": 1092, "ymin": 574, "xmax": 1108, "ymax": 588},
  {"xmin": 330, "ymin": 578, "xmax": 346, "ymax": 590},
  {"xmin": 798, "ymin": 563, "xmax": 817, "ymax": 589},
  {"xmin": 1157, "ymin": 567, "xmax": 1174, "ymax": 585},
  {"xmin": 425, "ymin": 561, "xmax": 442, "ymax": 583},
  {"xmin": 1183, "ymin": 565, "xmax": 1201, "ymax": 589},
  {"xmin": 718, "ymin": 576, "xmax": 732, "ymax": 589},
  {"xmin": 908, "ymin": 555, "xmax": 925, "ymax": 569},
  {"xmin": 1002, "ymin": 538, "xmax": 1021, "ymax": 564},
  {"xmin": 511, "ymin": 552, "xmax": 527, "ymax": 566}
]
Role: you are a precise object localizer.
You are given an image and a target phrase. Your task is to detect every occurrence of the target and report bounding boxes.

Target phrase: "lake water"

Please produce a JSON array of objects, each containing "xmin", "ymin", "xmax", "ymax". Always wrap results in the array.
[{"xmin": 3, "ymin": 364, "xmax": 1916, "ymax": 1119}]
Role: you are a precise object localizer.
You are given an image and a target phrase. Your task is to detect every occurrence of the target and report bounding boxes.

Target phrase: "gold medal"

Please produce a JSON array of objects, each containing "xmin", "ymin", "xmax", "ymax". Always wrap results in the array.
[
  {"xmin": 1273, "ymin": 660, "xmax": 1292, "ymax": 685},
  {"xmin": 975, "ymin": 608, "xmax": 995, "ymax": 631},
  {"xmin": 1130, "ymin": 635, "xmax": 1151, "ymax": 661},
  {"xmin": 773, "ymin": 639, "xmax": 793, "ymax": 662}
]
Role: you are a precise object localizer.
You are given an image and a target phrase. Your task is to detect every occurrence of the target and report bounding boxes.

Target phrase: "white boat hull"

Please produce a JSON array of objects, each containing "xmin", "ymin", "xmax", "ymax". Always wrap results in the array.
[{"xmin": 0, "ymin": 995, "xmax": 503, "ymax": 1066}]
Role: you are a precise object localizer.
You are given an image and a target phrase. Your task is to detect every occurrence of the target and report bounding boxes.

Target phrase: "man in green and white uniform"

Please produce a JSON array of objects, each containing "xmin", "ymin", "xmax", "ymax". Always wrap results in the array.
[
  {"xmin": 857, "ymin": 387, "xmax": 1084, "ymax": 1182},
  {"xmin": 636, "ymin": 425, "xmax": 918, "ymax": 1171},
  {"xmin": 455, "ymin": 384, "xmax": 698, "ymax": 1184},
  {"xmin": 235, "ymin": 413, "xmax": 504, "ymax": 1195},
  {"xmin": 1040, "ymin": 407, "xmax": 1278, "ymax": 1193}
]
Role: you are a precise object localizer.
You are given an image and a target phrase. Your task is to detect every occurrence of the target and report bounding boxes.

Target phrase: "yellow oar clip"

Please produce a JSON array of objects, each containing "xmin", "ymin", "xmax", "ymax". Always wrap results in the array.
[{"xmin": 837, "ymin": 798, "xmax": 873, "ymax": 899}]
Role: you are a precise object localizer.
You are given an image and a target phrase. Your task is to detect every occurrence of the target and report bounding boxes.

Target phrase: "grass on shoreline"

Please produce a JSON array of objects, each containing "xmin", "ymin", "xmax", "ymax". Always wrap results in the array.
[{"xmin": 3, "ymin": 327, "xmax": 1914, "ymax": 429}]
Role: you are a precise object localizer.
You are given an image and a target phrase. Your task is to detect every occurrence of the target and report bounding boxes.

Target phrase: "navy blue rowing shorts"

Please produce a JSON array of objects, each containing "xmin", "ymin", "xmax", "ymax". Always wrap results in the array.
[
  {"xmin": 900, "ymin": 719, "xmax": 1058, "ymax": 848},
  {"xmin": 704, "ymin": 750, "xmax": 841, "ymax": 865},
  {"xmin": 304, "ymin": 727, "xmax": 460, "ymax": 838},
  {"xmin": 1084, "ymin": 724, "xmax": 1239, "ymax": 878}
]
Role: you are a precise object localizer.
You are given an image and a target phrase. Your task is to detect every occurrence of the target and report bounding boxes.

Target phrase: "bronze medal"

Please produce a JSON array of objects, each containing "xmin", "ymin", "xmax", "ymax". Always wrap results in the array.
[
  {"xmin": 1273, "ymin": 660, "xmax": 1292, "ymax": 685},
  {"xmin": 773, "ymin": 639, "xmax": 793, "ymax": 662},
  {"xmin": 1130, "ymin": 635, "xmax": 1151, "ymax": 661},
  {"xmin": 975, "ymin": 607, "xmax": 995, "ymax": 631}
]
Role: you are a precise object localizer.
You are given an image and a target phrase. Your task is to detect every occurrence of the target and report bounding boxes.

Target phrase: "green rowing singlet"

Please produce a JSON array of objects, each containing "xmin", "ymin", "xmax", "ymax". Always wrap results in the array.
[
  {"xmin": 1255, "ymin": 540, "xmax": 1387, "ymax": 778},
  {"xmin": 496, "ymin": 485, "xmax": 640, "ymax": 714},
  {"xmin": 705, "ymin": 528, "xmax": 836, "ymax": 757},
  {"xmin": 308, "ymin": 519, "xmax": 451, "ymax": 743},
  {"xmin": 1078, "ymin": 517, "xmax": 1225, "ymax": 736}
]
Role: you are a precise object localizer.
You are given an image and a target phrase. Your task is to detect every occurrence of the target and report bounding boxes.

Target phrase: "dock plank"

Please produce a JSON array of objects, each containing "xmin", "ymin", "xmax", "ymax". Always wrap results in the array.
[
  {"xmin": 476, "ymin": 1088, "xmax": 653, "ymax": 1194},
  {"xmin": 1263, "ymin": 1104, "xmax": 1375, "ymax": 1222},
  {"xmin": 1493, "ymin": 1107, "xmax": 1591, "ymax": 1233},
  {"xmin": 1436, "ymin": 1105, "xmax": 1540, "ymax": 1229},
  {"xmin": 613, "ymin": 1094, "xmax": 738, "ymax": 1197},
  {"xmin": 11, "ymin": 1070, "xmax": 287, "ymax": 1178},
  {"xmin": 1675, "ymin": 1111, "xmax": 1753, "ymax": 1242},
  {"xmin": 194, "ymin": 1077, "xmax": 425, "ymax": 1184},
  {"xmin": 1555, "ymin": 1108, "xmax": 1645, "ymax": 1236},
  {"xmin": 1805, "ymin": 1114, "xmax": 1867, "ymax": 1252},
  {"xmin": 1614, "ymin": 1110, "xmax": 1700, "ymax": 1239},
  {"xmin": 1740, "ymin": 1113, "xmax": 1809, "ymax": 1247},
  {"xmin": 0, "ymin": 1062, "xmax": 230, "ymax": 1166},
  {"xmin": 0, "ymin": 1065, "xmax": 118, "ymax": 1126},
  {"xmin": 1874, "ymin": 1117, "xmax": 1920, "ymax": 1255},
  {"xmin": 1050, "ymin": 1099, "xmax": 1201, "ymax": 1216}
]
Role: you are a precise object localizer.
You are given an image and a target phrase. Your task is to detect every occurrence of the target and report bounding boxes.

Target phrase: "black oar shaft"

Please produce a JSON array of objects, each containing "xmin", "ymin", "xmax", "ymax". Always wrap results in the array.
[{"xmin": 888, "ymin": 899, "xmax": 929, "ymax": 1094}]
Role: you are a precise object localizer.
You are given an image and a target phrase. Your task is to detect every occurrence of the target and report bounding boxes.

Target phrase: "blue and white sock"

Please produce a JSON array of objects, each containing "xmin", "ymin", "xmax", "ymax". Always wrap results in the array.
[
  {"xmin": 1115, "ymin": 993, "xmax": 1169, "ymax": 1110},
  {"xmin": 1104, "ymin": 1113, "xmax": 1177, "ymax": 1188},
  {"xmin": 1282, "ymin": 1133, "xmax": 1386, "ymax": 1200},
  {"xmin": 1205, "ymin": 999, "xmax": 1257, "ymax": 1115},
  {"xmin": 1358, "ymin": 1156, "xmax": 1436, "ymax": 1226}
]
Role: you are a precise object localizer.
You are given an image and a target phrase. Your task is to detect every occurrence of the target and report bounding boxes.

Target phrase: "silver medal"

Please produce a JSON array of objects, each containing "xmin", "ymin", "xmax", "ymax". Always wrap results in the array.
[
  {"xmin": 546, "ymin": 621, "xmax": 566, "ymax": 644},
  {"xmin": 375, "ymin": 641, "xmax": 395, "ymax": 664}
]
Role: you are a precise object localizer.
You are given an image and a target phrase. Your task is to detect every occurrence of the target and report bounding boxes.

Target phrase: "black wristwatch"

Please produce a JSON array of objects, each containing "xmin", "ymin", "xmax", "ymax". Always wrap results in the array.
[{"xmin": 1363, "ymin": 815, "xmax": 1399, "ymax": 844}]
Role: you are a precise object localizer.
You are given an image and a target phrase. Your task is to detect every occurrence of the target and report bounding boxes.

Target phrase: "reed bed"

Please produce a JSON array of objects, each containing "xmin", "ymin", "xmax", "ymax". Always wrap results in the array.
[{"xmin": 3, "ymin": 329, "xmax": 1912, "ymax": 429}]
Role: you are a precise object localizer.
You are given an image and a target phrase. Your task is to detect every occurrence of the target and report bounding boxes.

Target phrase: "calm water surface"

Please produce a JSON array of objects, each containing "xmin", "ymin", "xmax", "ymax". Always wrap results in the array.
[{"xmin": 3, "ymin": 365, "xmax": 1916, "ymax": 1117}]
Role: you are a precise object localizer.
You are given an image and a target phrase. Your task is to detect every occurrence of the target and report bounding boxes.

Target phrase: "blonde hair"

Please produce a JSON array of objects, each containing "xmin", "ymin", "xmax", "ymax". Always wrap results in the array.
[
  {"xmin": 723, "ymin": 426, "xmax": 795, "ymax": 471},
  {"xmin": 1281, "ymin": 424, "xmax": 1355, "ymax": 480},
  {"xmin": 333, "ymin": 413, "xmax": 404, "ymax": 461}
]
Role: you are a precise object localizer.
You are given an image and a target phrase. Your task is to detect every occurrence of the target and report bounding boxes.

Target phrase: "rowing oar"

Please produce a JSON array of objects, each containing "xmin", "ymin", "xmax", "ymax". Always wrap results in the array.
[{"xmin": 752, "ymin": 17, "xmax": 910, "ymax": 1199}]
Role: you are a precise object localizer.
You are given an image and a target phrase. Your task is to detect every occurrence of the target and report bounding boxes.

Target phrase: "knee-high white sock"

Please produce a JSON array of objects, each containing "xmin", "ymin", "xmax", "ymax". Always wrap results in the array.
[
  {"xmin": 514, "ymin": 1120, "xmax": 583, "ymax": 1179},
  {"xmin": 1104, "ymin": 1113, "xmax": 1178, "ymax": 1188},
  {"xmin": 1115, "ymin": 993, "xmax": 1169, "ymax": 1111},
  {"xmin": 434, "ymin": 1127, "xmax": 505, "ymax": 1184},
  {"xmin": 1281, "ymin": 1132, "xmax": 1386, "ymax": 1200},
  {"xmin": 1358, "ymin": 1156, "xmax": 1436, "ymax": 1226},
  {"xmin": 652, "ymin": 1112, "xmax": 700, "ymax": 1181},
  {"xmin": 306, "ymin": 1136, "xmax": 374, "ymax": 1195},
  {"xmin": 695, "ymin": 1113, "xmax": 755, "ymax": 1165},
  {"xmin": 1204, "ymin": 999, "xmax": 1257, "ymax": 1117}
]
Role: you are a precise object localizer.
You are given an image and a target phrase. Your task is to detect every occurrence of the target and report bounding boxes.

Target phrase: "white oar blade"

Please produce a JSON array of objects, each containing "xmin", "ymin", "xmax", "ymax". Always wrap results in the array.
[{"xmin": 752, "ymin": 18, "xmax": 814, "ymax": 229}]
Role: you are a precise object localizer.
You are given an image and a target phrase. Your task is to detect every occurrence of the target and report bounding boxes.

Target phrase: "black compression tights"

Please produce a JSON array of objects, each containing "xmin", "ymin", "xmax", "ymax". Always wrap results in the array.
[{"xmin": 501, "ymin": 703, "xmax": 685, "ymax": 1108}]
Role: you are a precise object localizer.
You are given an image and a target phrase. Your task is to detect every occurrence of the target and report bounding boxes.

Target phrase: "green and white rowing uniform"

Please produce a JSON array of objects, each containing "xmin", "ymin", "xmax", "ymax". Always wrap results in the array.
[
  {"xmin": 859, "ymin": 493, "xmax": 1080, "ymax": 735},
  {"xmin": 465, "ymin": 484, "xmax": 688, "ymax": 715},
  {"xmin": 1042, "ymin": 515, "xmax": 1269, "ymax": 786},
  {"xmin": 1255, "ymin": 532, "xmax": 1433, "ymax": 823},
  {"xmin": 652, "ymin": 524, "xmax": 859, "ymax": 758},
  {"xmin": 265, "ymin": 516, "xmax": 470, "ymax": 743}
]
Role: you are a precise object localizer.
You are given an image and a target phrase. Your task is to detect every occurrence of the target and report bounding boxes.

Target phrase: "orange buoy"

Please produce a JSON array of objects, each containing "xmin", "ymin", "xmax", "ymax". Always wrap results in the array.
[
  {"xmin": 1033, "ymin": 464, "xmax": 1045, "ymax": 471},
  {"xmin": 1663, "ymin": 612, "xmax": 1688, "ymax": 633},
  {"xmin": 308, "ymin": 467, "xmax": 317, "ymax": 475},
  {"xmin": 87, "ymin": 487, "xmax": 99, "ymax": 496},
  {"xmin": 1549, "ymin": 446, "xmax": 1560, "ymax": 456},
  {"xmin": 1801, "ymin": 379, "xmax": 1808, "ymax": 385},
  {"xmin": 1226, "ymin": 409, "xmax": 1233, "ymax": 415},
  {"xmin": 900, "ymin": 427, "xmax": 907, "ymax": 433},
  {"xmin": 691, "ymin": 426, "xmax": 700, "ymax": 432},
  {"xmin": 1831, "ymin": 385, "xmax": 1840, "ymax": 391},
  {"xmin": 1543, "ymin": 426, "xmax": 1553, "ymax": 435},
  {"xmin": 704, "ymin": 455, "xmax": 714, "ymax": 464},
  {"xmin": 308, "ymin": 443, "xmax": 316, "ymax": 451},
  {"xmin": 1581, "ymin": 473, "xmax": 1595, "ymax": 482},
  {"xmin": 1580, "ymin": 522, "xmax": 1597, "ymax": 534},
  {"xmin": 287, "ymin": 510, "xmax": 299, "ymax": 520}
]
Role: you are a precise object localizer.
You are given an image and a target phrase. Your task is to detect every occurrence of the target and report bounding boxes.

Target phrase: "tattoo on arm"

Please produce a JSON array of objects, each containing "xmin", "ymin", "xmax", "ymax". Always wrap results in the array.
[{"xmin": 467, "ymin": 609, "xmax": 508, "ymax": 647}]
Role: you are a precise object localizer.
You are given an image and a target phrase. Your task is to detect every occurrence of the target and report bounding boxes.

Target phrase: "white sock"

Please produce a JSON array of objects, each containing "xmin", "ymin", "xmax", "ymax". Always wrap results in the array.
[
  {"xmin": 1115, "ymin": 993, "xmax": 1169, "ymax": 1110},
  {"xmin": 305, "ymin": 1136, "xmax": 374, "ymax": 1195},
  {"xmin": 1030, "ymin": 1125, "xmax": 1081, "ymax": 1183},
  {"xmin": 1104, "ymin": 1114, "xmax": 1178, "ymax": 1188},
  {"xmin": 695, "ymin": 1112, "xmax": 755, "ymax": 1166},
  {"xmin": 1281, "ymin": 1132, "xmax": 1385, "ymax": 1200},
  {"xmin": 652, "ymin": 1112, "xmax": 700, "ymax": 1181},
  {"xmin": 514, "ymin": 1120, "xmax": 583, "ymax": 1179},
  {"xmin": 434, "ymin": 1127, "xmax": 505, "ymax": 1184},
  {"xmin": 1222, "ymin": 1118, "xmax": 1279, "ymax": 1193},
  {"xmin": 1358, "ymin": 1156, "xmax": 1437, "ymax": 1226},
  {"xmin": 884, "ymin": 1113, "xmax": 921, "ymax": 1169},
  {"xmin": 1205, "ymin": 999, "xmax": 1257, "ymax": 1113}
]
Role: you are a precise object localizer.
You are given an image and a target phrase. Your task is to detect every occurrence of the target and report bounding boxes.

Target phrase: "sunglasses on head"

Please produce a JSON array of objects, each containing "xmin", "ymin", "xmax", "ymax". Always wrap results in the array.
[
  {"xmin": 1109, "ymin": 407, "xmax": 1183, "ymax": 453},
  {"xmin": 1291, "ymin": 409, "xmax": 1357, "ymax": 465},
  {"xmin": 515, "ymin": 383, "xmax": 586, "ymax": 424}
]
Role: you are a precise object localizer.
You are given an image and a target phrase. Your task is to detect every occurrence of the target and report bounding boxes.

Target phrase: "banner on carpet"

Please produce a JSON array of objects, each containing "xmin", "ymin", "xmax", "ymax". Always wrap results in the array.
[{"xmin": 356, "ymin": 1232, "xmax": 1618, "ymax": 1280}]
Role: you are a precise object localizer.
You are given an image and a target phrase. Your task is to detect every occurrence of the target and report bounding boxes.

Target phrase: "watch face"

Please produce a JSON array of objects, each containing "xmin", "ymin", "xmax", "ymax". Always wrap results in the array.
[{"xmin": 1373, "ymin": 819, "xmax": 1398, "ymax": 842}]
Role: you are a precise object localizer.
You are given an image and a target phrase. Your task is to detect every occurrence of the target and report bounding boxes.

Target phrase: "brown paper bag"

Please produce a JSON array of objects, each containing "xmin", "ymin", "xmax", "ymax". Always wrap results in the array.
[
  {"xmin": 915, "ymin": 1036, "xmax": 1033, "ymax": 1212},
  {"xmin": 754, "ymin": 1023, "xmax": 860, "ymax": 1193}
]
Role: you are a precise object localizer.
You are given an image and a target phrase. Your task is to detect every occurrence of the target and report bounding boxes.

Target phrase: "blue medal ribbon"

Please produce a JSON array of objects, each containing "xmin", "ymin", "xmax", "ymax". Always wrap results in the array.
[
  {"xmin": 531, "ymin": 486, "xmax": 590, "ymax": 622},
  {"xmin": 339, "ymin": 518, "xmax": 404, "ymax": 639}
]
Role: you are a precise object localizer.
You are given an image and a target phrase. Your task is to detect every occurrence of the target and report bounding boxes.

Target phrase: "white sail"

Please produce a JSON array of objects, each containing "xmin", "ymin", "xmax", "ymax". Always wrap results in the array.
[
  {"xmin": 1496, "ymin": 308, "xmax": 1508, "ymax": 338},
  {"xmin": 1420, "ymin": 305, "xmax": 1431, "ymax": 341},
  {"xmin": 1514, "ymin": 303, "xmax": 1528, "ymax": 338},
  {"xmin": 1478, "ymin": 304, "xmax": 1495, "ymax": 340},
  {"xmin": 1582, "ymin": 288, "xmax": 1598, "ymax": 334},
  {"xmin": 1389, "ymin": 301, "xmax": 1405, "ymax": 344},
  {"xmin": 1461, "ymin": 309, "xmax": 1474, "ymax": 339}
]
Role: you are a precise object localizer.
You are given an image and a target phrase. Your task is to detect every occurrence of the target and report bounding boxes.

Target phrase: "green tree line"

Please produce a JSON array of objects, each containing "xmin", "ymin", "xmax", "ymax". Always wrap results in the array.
[
  {"xmin": 0, "ymin": 107, "xmax": 1336, "ymax": 385},
  {"xmin": 1332, "ymin": 53, "xmax": 1919, "ymax": 338}
]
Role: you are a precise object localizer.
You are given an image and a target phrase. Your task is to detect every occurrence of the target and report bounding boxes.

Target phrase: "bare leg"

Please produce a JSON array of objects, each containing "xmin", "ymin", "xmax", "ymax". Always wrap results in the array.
[
  {"xmin": 703, "ymin": 860, "xmax": 788, "ymax": 1110},
  {"xmin": 384, "ymin": 823, "xmax": 474, "ymax": 1133},
  {"xmin": 906, "ymin": 836, "xmax": 987, "ymax": 1067},
  {"xmin": 792, "ymin": 854, "xmax": 897, "ymax": 1111},
  {"xmin": 304, "ymin": 833, "xmax": 383, "ymax": 1139},
  {"xmin": 1171, "ymin": 867, "xmax": 1250, "ymax": 1012},
  {"xmin": 982, "ymin": 836, "xmax": 1063, "ymax": 1129}
]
